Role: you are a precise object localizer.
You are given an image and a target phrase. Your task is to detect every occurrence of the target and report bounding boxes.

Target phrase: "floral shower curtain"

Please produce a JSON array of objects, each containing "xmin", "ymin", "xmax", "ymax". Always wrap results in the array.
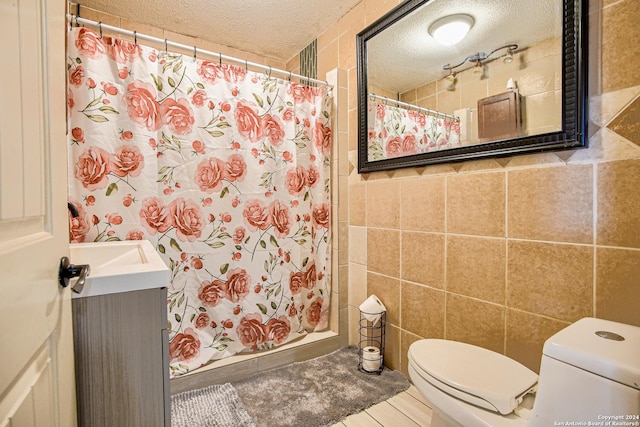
[
  {"xmin": 67, "ymin": 27, "xmax": 333, "ymax": 377},
  {"xmin": 367, "ymin": 100, "xmax": 460, "ymax": 161}
]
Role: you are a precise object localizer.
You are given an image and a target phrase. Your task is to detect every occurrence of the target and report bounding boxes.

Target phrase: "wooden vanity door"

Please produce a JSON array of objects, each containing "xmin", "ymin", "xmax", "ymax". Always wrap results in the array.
[
  {"xmin": 477, "ymin": 90, "xmax": 522, "ymax": 142},
  {"xmin": 0, "ymin": 0, "xmax": 77, "ymax": 425}
]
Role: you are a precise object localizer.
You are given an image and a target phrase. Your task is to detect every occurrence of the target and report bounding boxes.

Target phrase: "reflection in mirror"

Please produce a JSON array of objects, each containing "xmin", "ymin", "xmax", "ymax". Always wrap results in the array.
[{"xmin": 357, "ymin": 0, "xmax": 587, "ymax": 173}]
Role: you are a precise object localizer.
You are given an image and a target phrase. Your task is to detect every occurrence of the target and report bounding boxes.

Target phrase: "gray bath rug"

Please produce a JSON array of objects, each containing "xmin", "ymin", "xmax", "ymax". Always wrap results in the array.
[
  {"xmin": 233, "ymin": 345, "xmax": 410, "ymax": 427},
  {"xmin": 171, "ymin": 383, "xmax": 256, "ymax": 427}
]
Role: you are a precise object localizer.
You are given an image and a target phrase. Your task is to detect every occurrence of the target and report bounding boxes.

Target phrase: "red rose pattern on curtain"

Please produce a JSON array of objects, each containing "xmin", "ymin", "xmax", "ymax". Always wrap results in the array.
[
  {"xmin": 367, "ymin": 100, "xmax": 461, "ymax": 161},
  {"xmin": 67, "ymin": 27, "xmax": 333, "ymax": 377}
]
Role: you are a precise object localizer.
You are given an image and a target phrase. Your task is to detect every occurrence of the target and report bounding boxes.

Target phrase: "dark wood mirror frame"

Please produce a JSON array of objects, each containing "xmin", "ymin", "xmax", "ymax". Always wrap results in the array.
[{"xmin": 357, "ymin": 0, "xmax": 588, "ymax": 173}]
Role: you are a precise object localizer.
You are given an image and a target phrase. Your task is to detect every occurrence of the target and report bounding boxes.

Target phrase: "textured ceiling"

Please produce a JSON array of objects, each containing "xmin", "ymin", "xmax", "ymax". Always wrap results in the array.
[
  {"xmin": 367, "ymin": 0, "xmax": 562, "ymax": 92},
  {"xmin": 76, "ymin": 0, "xmax": 361, "ymax": 63}
]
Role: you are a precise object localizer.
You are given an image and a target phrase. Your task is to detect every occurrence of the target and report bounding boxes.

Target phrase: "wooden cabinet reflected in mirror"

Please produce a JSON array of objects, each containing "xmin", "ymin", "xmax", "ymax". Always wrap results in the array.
[{"xmin": 357, "ymin": 0, "xmax": 588, "ymax": 173}]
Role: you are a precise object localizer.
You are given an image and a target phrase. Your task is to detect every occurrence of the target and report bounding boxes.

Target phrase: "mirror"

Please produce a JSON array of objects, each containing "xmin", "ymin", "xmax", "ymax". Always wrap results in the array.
[{"xmin": 357, "ymin": 0, "xmax": 587, "ymax": 173}]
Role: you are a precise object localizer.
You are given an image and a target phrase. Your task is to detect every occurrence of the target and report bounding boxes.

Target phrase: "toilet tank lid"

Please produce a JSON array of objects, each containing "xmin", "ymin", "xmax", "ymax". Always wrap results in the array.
[
  {"xmin": 543, "ymin": 317, "xmax": 640, "ymax": 390},
  {"xmin": 408, "ymin": 339, "xmax": 538, "ymax": 415}
]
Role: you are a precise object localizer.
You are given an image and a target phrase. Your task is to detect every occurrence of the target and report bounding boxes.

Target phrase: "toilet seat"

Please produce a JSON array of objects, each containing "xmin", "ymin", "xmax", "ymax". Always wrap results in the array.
[{"xmin": 408, "ymin": 340, "xmax": 538, "ymax": 415}]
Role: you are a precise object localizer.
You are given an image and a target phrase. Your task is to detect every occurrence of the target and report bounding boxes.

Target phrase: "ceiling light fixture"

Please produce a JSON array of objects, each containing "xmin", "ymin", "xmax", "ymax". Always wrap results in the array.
[{"xmin": 428, "ymin": 14, "xmax": 474, "ymax": 46}]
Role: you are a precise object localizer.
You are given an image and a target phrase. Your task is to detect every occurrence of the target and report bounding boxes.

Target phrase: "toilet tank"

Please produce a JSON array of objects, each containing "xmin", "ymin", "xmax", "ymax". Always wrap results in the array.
[{"xmin": 529, "ymin": 318, "xmax": 640, "ymax": 427}]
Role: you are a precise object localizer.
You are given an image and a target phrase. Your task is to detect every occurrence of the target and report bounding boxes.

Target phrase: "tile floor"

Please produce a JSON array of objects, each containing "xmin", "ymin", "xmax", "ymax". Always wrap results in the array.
[{"xmin": 331, "ymin": 385, "xmax": 433, "ymax": 427}]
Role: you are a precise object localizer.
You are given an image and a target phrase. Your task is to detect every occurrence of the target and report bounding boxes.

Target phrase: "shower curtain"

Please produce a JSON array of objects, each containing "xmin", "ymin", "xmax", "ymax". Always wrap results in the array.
[
  {"xmin": 66, "ymin": 27, "xmax": 333, "ymax": 377},
  {"xmin": 367, "ymin": 100, "xmax": 460, "ymax": 161}
]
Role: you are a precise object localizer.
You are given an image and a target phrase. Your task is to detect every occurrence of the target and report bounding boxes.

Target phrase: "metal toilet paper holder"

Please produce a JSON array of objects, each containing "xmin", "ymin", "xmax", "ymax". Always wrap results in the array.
[{"xmin": 357, "ymin": 309, "xmax": 386, "ymax": 375}]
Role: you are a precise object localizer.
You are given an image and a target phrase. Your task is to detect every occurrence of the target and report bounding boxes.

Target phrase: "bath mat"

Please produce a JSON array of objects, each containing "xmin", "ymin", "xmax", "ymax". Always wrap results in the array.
[
  {"xmin": 233, "ymin": 345, "xmax": 410, "ymax": 427},
  {"xmin": 171, "ymin": 383, "xmax": 256, "ymax": 427}
]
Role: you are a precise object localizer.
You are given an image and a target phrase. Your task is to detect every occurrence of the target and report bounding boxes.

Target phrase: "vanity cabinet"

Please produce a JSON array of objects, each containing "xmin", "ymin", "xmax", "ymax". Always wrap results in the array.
[{"xmin": 72, "ymin": 287, "xmax": 170, "ymax": 427}]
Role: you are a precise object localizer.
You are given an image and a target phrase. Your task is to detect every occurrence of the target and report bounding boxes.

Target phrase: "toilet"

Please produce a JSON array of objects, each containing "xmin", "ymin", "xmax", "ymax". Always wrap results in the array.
[{"xmin": 408, "ymin": 317, "xmax": 640, "ymax": 427}]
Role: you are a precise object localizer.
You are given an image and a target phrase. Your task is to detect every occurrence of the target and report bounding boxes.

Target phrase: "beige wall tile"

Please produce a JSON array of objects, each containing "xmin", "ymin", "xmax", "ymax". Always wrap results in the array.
[
  {"xmin": 607, "ymin": 96, "xmax": 640, "ymax": 147},
  {"xmin": 508, "ymin": 165, "xmax": 593, "ymax": 244},
  {"xmin": 367, "ymin": 180, "xmax": 400, "ymax": 228},
  {"xmin": 401, "ymin": 232, "xmax": 445, "ymax": 288},
  {"xmin": 447, "ymin": 172, "xmax": 506, "ymax": 237},
  {"xmin": 383, "ymin": 325, "xmax": 401, "ymax": 371},
  {"xmin": 367, "ymin": 272, "xmax": 400, "ymax": 326},
  {"xmin": 349, "ymin": 182, "xmax": 366, "ymax": 226},
  {"xmin": 367, "ymin": 228, "xmax": 400, "ymax": 277},
  {"xmin": 596, "ymin": 247, "xmax": 640, "ymax": 326},
  {"xmin": 507, "ymin": 241, "xmax": 593, "ymax": 322},
  {"xmin": 400, "ymin": 176, "xmax": 445, "ymax": 232},
  {"xmin": 339, "ymin": 265, "xmax": 349, "ymax": 308},
  {"xmin": 506, "ymin": 310, "xmax": 569, "ymax": 373},
  {"xmin": 446, "ymin": 294, "xmax": 506, "ymax": 353},
  {"xmin": 602, "ymin": 0, "xmax": 640, "ymax": 92},
  {"xmin": 401, "ymin": 282, "xmax": 445, "ymax": 338},
  {"xmin": 417, "ymin": 81, "xmax": 437, "ymax": 99},
  {"xmin": 446, "ymin": 235, "xmax": 506, "ymax": 304},
  {"xmin": 318, "ymin": 38, "xmax": 339, "ymax": 78},
  {"xmin": 348, "ymin": 305, "xmax": 360, "ymax": 346},
  {"xmin": 400, "ymin": 330, "xmax": 421, "ymax": 378},
  {"xmin": 517, "ymin": 54, "xmax": 559, "ymax": 96},
  {"xmin": 348, "ymin": 226, "xmax": 367, "ymax": 264},
  {"xmin": 349, "ymin": 262, "xmax": 368, "ymax": 307},
  {"xmin": 597, "ymin": 159, "xmax": 640, "ymax": 249}
]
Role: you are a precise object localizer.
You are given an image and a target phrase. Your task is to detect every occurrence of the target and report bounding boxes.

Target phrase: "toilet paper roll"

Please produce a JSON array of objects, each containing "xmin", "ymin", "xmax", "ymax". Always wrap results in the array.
[
  {"xmin": 362, "ymin": 346, "xmax": 381, "ymax": 372},
  {"xmin": 358, "ymin": 294, "xmax": 386, "ymax": 325}
]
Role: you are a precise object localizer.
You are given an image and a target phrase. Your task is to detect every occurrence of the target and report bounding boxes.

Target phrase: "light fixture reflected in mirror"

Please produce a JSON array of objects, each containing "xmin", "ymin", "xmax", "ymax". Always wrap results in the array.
[
  {"xmin": 503, "ymin": 47, "xmax": 514, "ymax": 63},
  {"xmin": 428, "ymin": 14, "xmax": 474, "ymax": 45},
  {"xmin": 442, "ymin": 44, "xmax": 518, "ymax": 75},
  {"xmin": 444, "ymin": 70, "xmax": 457, "ymax": 91},
  {"xmin": 472, "ymin": 60, "xmax": 483, "ymax": 74}
]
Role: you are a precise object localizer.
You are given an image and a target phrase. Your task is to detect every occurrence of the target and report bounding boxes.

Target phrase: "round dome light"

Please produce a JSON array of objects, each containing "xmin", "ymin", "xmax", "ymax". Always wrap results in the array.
[{"xmin": 429, "ymin": 14, "xmax": 474, "ymax": 46}]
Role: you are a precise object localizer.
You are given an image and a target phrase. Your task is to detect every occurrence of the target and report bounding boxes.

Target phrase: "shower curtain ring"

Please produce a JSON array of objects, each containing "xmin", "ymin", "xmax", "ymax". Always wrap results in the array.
[
  {"xmin": 193, "ymin": 46, "xmax": 197, "ymax": 61},
  {"xmin": 98, "ymin": 21, "xmax": 102, "ymax": 37},
  {"xmin": 245, "ymin": 60, "xmax": 248, "ymax": 71},
  {"xmin": 288, "ymin": 71, "xmax": 292, "ymax": 82},
  {"xmin": 219, "ymin": 53, "xmax": 222, "ymax": 65},
  {"xmin": 164, "ymin": 38, "xmax": 168, "ymax": 53},
  {"xmin": 267, "ymin": 66, "xmax": 272, "ymax": 78},
  {"xmin": 133, "ymin": 30, "xmax": 137, "ymax": 45}
]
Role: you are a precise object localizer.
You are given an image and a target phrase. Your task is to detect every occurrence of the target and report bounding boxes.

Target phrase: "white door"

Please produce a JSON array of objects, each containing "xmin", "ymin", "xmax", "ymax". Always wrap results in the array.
[{"xmin": 0, "ymin": 0, "xmax": 76, "ymax": 425}]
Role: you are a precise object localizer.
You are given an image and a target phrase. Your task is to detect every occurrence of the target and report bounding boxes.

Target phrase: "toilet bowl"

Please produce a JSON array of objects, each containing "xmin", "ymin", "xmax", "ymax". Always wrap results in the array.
[{"xmin": 408, "ymin": 318, "xmax": 640, "ymax": 427}]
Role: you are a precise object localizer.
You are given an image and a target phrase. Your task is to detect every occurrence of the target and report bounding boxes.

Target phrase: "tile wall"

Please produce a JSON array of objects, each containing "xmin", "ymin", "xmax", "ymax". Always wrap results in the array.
[{"xmin": 315, "ymin": 0, "xmax": 640, "ymax": 378}]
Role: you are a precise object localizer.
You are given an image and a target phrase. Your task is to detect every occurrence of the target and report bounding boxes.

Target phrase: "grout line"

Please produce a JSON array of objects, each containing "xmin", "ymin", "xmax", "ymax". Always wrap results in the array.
[
  {"xmin": 443, "ymin": 176, "xmax": 448, "ymax": 339},
  {"xmin": 592, "ymin": 163, "xmax": 598, "ymax": 317},
  {"xmin": 504, "ymin": 170, "xmax": 509, "ymax": 354}
]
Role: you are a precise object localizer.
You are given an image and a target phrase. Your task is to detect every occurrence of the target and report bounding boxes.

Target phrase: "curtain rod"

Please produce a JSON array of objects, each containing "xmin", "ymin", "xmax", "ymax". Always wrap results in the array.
[
  {"xmin": 369, "ymin": 93, "xmax": 459, "ymax": 122},
  {"xmin": 66, "ymin": 14, "xmax": 332, "ymax": 88}
]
